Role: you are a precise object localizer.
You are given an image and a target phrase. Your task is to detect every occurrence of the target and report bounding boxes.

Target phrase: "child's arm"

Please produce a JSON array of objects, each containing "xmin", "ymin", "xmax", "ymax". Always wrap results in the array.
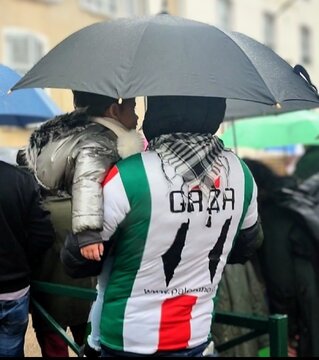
[{"xmin": 71, "ymin": 142, "xmax": 118, "ymax": 234}]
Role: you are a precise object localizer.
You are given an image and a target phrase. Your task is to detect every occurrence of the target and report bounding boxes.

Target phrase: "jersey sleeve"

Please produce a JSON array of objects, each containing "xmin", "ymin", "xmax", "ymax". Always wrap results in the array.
[
  {"xmin": 239, "ymin": 159, "xmax": 258, "ymax": 230},
  {"xmin": 241, "ymin": 168, "xmax": 259, "ymax": 230}
]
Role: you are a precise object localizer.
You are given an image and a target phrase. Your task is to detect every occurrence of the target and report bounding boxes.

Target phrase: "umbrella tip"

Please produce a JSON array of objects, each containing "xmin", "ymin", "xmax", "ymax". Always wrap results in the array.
[
  {"xmin": 275, "ymin": 103, "xmax": 282, "ymax": 109},
  {"xmin": 118, "ymin": 97, "xmax": 123, "ymax": 104},
  {"xmin": 7, "ymin": 89, "xmax": 12, "ymax": 95}
]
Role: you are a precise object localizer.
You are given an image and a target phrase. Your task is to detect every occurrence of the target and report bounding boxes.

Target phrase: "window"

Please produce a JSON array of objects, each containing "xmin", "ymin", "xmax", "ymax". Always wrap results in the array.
[
  {"xmin": 300, "ymin": 25, "xmax": 312, "ymax": 65},
  {"xmin": 216, "ymin": 0, "xmax": 232, "ymax": 31},
  {"xmin": 3, "ymin": 29, "xmax": 46, "ymax": 75},
  {"xmin": 263, "ymin": 12, "xmax": 275, "ymax": 50},
  {"xmin": 79, "ymin": 0, "xmax": 117, "ymax": 16}
]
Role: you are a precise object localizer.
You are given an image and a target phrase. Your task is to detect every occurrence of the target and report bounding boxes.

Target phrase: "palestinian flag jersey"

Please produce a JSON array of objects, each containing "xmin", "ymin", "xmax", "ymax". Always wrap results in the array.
[{"xmin": 100, "ymin": 150, "xmax": 257, "ymax": 354}]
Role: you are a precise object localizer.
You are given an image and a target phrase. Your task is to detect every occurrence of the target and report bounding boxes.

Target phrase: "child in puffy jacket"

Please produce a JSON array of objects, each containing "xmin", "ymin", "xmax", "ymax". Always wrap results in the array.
[{"xmin": 18, "ymin": 90, "xmax": 144, "ymax": 356}]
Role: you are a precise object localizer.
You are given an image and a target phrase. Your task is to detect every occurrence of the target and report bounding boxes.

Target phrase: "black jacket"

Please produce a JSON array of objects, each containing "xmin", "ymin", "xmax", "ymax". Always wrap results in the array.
[
  {"xmin": 227, "ymin": 218, "xmax": 263, "ymax": 265},
  {"xmin": 0, "ymin": 161, "xmax": 55, "ymax": 293}
]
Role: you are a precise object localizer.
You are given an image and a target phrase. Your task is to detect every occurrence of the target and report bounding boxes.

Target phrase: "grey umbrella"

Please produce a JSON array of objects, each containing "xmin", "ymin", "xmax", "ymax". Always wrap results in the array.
[
  {"xmin": 11, "ymin": 15, "xmax": 319, "ymax": 111},
  {"xmin": 223, "ymin": 33, "xmax": 319, "ymax": 120},
  {"xmin": 225, "ymin": 94, "xmax": 319, "ymax": 121}
]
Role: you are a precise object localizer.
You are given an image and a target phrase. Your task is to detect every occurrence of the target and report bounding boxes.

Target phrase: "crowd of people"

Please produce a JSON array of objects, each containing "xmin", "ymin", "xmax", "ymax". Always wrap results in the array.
[{"xmin": 244, "ymin": 150, "xmax": 319, "ymax": 357}]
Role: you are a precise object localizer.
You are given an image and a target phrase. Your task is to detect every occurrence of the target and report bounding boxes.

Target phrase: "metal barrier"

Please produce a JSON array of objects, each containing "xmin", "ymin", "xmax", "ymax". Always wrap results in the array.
[
  {"xmin": 30, "ymin": 281, "xmax": 288, "ymax": 357},
  {"xmin": 214, "ymin": 312, "xmax": 288, "ymax": 357}
]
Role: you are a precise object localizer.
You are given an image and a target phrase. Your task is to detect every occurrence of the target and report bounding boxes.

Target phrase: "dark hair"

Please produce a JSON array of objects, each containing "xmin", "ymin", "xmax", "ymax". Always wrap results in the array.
[
  {"xmin": 142, "ymin": 96, "xmax": 226, "ymax": 141},
  {"xmin": 72, "ymin": 90, "xmax": 117, "ymax": 117}
]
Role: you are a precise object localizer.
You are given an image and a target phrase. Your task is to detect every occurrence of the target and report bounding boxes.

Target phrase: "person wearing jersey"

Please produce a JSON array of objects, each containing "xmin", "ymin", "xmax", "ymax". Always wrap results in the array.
[{"xmin": 80, "ymin": 95, "xmax": 263, "ymax": 357}]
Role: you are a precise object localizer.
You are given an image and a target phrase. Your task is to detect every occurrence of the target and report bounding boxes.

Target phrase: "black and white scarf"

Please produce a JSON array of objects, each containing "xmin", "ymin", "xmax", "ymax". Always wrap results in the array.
[{"xmin": 148, "ymin": 133, "xmax": 229, "ymax": 198}]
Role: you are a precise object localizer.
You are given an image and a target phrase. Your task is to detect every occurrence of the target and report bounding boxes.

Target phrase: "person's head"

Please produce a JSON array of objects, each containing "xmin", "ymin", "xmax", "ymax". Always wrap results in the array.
[
  {"xmin": 142, "ymin": 95, "xmax": 226, "ymax": 142},
  {"xmin": 72, "ymin": 90, "xmax": 138, "ymax": 130},
  {"xmin": 243, "ymin": 158, "xmax": 281, "ymax": 193},
  {"xmin": 243, "ymin": 158, "xmax": 297, "ymax": 202}
]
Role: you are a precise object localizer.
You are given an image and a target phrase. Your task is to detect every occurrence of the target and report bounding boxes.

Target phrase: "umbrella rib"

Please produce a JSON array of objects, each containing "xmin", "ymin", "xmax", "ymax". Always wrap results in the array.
[{"xmin": 224, "ymin": 32, "xmax": 277, "ymax": 104}]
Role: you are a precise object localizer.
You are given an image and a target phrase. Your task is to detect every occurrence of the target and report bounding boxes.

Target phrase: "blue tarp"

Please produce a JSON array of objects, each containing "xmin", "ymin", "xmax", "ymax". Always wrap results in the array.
[{"xmin": 0, "ymin": 64, "xmax": 61, "ymax": 127}]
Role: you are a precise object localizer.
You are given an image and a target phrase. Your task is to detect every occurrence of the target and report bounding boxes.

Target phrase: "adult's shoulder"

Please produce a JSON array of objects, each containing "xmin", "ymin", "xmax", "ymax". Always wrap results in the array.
[
  {"xmin": 0, "ymin": 162, "xmax": 39, "ymax": 192},
  {"xmin": 116, "ymin": 151, "xmax": 158, "ymax": 169},
  {"xmin": 0, "ymin": 160, "xmax": 30, "ymax": 176},
  {"xmin": 222, "ymin": 150, "xmax": 255, "ymax": 175}
]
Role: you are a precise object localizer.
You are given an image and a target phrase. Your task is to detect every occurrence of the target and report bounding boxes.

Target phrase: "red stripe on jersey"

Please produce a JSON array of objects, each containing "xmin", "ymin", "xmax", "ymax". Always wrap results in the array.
[
  {"xmin": 158, "ymin": 295, "xmax": 197, "ymax": 350},
  {"xmin": 214, "ymin": 176, "xmax": 220, "ymax": 188},
  {"xmin": 102, "ymin": 166, "xmax": 118, "ymax": 187}
]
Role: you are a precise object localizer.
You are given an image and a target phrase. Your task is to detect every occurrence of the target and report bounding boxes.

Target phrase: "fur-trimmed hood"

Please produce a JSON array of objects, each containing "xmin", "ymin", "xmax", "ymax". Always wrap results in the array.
[
  {"xmin": 17, "ymin": 110, "xmax": 95, "ymax": 168},
  {"xmin": 19, "ymin": 109, "xmax": 144, "ymax": 184},
  {"xmin": 29, "ymin": 109, "xmax": 98, "ymax": 151}
]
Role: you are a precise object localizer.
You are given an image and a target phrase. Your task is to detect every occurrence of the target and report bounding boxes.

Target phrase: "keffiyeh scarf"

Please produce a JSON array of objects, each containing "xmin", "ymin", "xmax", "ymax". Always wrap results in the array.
[{"xmin": 148, "ymin": 133, "xmax": 229, "ymax": 198}]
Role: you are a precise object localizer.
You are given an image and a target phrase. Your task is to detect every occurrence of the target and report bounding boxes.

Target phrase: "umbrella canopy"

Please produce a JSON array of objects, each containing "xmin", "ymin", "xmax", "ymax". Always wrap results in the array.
[
  {"xmin": 11, "ymin": 15, "xmax": 319, "ymax": 112},
  {"xmin": 220, "ymin": 110, "xmax": 319, "ymax": 149},
  {"xmin": 0, "ymin": 64, "xmax": 61, "ymax": 127},
  {"xmin": 225, "ymin": 95, "xmax": 319, "ymax": 121}
]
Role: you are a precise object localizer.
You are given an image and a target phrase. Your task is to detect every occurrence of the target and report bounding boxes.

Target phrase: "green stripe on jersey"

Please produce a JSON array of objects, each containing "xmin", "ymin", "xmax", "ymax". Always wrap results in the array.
[
  {"xmin": 237, "ymin": 158, "xmax": 254, "ymax": 231},
  {"xmin": 225, "ymin": 157, "xmax": 254, "ymax": 257},
  {"xmin": 100, "ymin": 153, "xmax": 152, "ymax": 350}
]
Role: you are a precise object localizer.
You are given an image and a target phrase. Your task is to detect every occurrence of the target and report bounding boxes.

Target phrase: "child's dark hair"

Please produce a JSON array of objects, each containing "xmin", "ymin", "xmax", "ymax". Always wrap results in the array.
[{"xmin": 72, "ymin": 90, "xmax": 117, "ymax": 117}]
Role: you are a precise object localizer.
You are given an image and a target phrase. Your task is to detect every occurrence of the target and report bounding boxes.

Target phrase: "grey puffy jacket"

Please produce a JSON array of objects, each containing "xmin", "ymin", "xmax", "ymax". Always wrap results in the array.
[{"xmin": 19, "ymin": 109, "xmax": 143, "ymax": 234}]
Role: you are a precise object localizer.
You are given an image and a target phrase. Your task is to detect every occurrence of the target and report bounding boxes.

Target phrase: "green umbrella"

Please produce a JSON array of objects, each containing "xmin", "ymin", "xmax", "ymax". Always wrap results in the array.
[{"xmin": 220, "ymin": 110, "xmax": 319, "ymax": 149}]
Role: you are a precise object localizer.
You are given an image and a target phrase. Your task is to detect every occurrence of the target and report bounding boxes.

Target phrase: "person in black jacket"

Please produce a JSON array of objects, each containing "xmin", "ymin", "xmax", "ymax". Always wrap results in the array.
[
  {"xmin": 244, "ymin": 158, "xmax": 319, "ymax": 357},
  {"xmin": 0, "ymin": 161, "xmax": 55, "ymax": 357}
]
